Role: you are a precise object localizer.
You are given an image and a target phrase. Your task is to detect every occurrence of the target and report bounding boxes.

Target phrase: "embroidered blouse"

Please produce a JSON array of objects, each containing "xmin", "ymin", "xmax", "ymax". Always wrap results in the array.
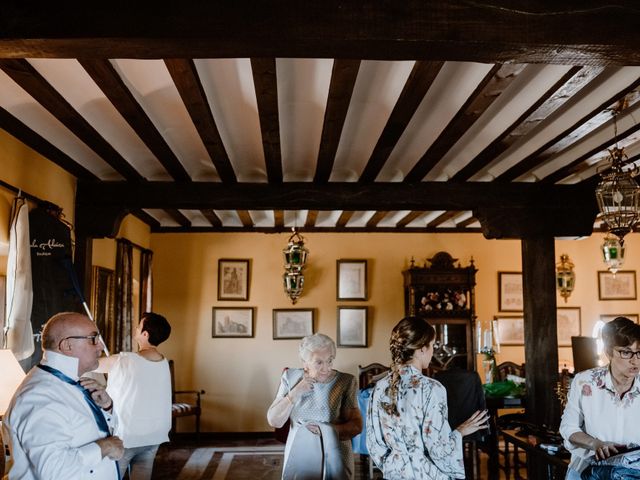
[
  {"xmin": 560, "ymin": 366, "xmax": 640, "ymax": 473},
  {"xmin": 366, "ymin": 365, "xmax": 465, "ymax": 480}
]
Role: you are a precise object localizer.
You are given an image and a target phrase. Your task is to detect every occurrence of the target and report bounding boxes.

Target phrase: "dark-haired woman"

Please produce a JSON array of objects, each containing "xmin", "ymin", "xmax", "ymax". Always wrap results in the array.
[
  {"xmin": 560, "ymin": 316, "xmax": 640, "ymax": 479},
  {"xmin": 366, "ymin": 316, "xmax": 488, "ymax": 479}
]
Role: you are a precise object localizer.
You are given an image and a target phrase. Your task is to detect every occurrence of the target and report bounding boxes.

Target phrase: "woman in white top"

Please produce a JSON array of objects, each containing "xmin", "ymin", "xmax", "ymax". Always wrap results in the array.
[
  {"xmin": 560, "ymin": 316, "xmax": 640, "ymax": 479},
  {"xmin": 96, "ymin": 312, "xmax": 172, "ymax": 480}
]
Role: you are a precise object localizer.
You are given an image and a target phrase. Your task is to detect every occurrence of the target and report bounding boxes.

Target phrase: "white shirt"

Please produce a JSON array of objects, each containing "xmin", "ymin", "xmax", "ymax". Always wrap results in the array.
[
  {"xmin": 2, "ymin": 351, "xmax": 118, "ymax": 480},
  {"xmin": 560, "ymin": 365, "xmax": 640, "ymax": 473},
  {"xmin": 106, "ymin": 352, "xmax": 171, "ymax": 448}
]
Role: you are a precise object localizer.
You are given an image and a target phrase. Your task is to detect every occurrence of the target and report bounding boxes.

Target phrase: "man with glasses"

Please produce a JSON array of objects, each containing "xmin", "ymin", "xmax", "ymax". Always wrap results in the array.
[
  {"xmin": 2, "ymin": 312, "xmax": 124, "ymax": 479},
  {"xmin": 560, "ymin": 316, "xmax": 640, "ymax": 479}
]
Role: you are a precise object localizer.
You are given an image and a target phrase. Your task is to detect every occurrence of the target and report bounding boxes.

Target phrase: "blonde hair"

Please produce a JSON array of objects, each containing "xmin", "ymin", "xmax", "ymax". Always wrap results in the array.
[{"xmin": 382, "ymin": 316, "xmax": 435, "ymax": 416}]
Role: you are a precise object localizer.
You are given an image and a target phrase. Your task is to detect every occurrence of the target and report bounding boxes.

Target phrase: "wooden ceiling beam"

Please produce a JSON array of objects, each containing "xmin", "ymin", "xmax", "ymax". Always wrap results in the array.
[
  {"xmin": 366, "ymin": 211, "xmax": 388, "ymax": 227},
  {"xmin": 164, "ymin": 58, "xmax": 237, "ymax": 183},
  {"xmin": 305, "ymin": 210, "xmax": 318, "ymax": 228},
  {"xmin": 0, "ymin": 59, "xmax": 144, "ymax": 181},
  {"xmin": 314, "ymin": 59, "xmax": 360, "ymax": 182},
  {"xmin": 165, "ymin": 209, "xmax": 191, "ymax": 227},
  {"xmin": 274, "ymin": 210, "xmax": 285, "ymax": 228},
  {"xmin": 131, "ymin": 210, "xmax": 161, "ymax": 229},
  {"xmin": 359, "ymin": 61, "xmax": 444, "ymax": 182},
  {"xmin": 80, "ymin": 59, "xmax": 191, "ymax": 182},
  {"xmin": 427, "ymin": 211, "xmax": 461, "ymax": 228},
  {"xmin": 456, "ymin": 216, "xmax": 478, "ymax": 228},
  {"xmin": 200, "ymin": 209, "xmax": 222, "ymax": 227},
  {"xmin": 405, "ymin": 64, "xmax": 520, "ymax": 182},
  {"xmin": 2, "ymin": 3, "xmax": 640, "ymax": 65},
  {"xmin": 336, "ymin": 211, "xmax": 355, "ymax": 228},
  {"xmin": 396, "ymin": 211, "xmax": 426, "ymax": 228},
  {"xmin": 237, "ymin": 210, "xmax": 254, "ymax": 228},
  {"xmin": 251, "ymin": 58, "xmax": 282, "ymax": 183}
]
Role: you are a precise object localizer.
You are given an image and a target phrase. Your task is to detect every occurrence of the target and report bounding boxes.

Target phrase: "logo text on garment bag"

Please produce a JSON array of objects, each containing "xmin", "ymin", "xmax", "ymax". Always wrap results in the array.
[{"xmin": 30, "ymin": 238, "xmax": 65, "ymax": 256}]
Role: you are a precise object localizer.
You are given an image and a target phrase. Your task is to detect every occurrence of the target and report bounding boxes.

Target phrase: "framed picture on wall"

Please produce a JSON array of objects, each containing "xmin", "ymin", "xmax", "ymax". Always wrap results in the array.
[
  {"xmin": 337, "ymin": 259, "xmax": 368, "ymax": 301},
  {"xmin": 557, "ymin": 307, "xmax": 581, "ymax": 347},
  {"xmin": 273, "ymin": 309, "xmax": 314, "ymax": 339},
  {"xmin": 598, "ymin": 271, "xmax": 637, "ymax": 300},
  {"xmin": 337, "ymin": 306, "xmax": 368, "ymax": 347},
  {"xmin": 212, "ymin": 307, "xmax": 254, "ymax": 337},
  {"xmin": 494, "ymin": 315, "xmax": 524, "ymax": 346},
  {"xmin": 600, "ymin": 313, "xmax": 640, "ymax": 324},
  {"xmin": 498, "ymin": 272, "xmax": 523, "ymax": 312},
  {"xmin": 218, "ymin": 259, "xmax": 250, "ymax": 301}
]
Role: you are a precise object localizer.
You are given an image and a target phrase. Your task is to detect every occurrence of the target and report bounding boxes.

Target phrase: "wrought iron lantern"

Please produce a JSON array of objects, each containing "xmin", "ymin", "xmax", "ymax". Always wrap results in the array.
[
  {"xmin": 282, "ymin": 228, "xmax": 309, "ymax": 304},
  {"xmin": 601, "ymin": 234, "xmax": 626, "ymax": 274},
  {"xmin": 556, "ymin": 254, "xmax": 575, "ymax": 303}
]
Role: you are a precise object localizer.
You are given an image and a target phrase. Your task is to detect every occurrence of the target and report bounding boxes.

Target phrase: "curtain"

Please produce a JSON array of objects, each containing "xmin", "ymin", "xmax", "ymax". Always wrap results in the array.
[
  {"xmin": 140, "ymin": 249, "xmax": 153, "ymax": 313},
  {"xmin": 113, "ymin": 239, "xmax": 133, "ymax": 353}
]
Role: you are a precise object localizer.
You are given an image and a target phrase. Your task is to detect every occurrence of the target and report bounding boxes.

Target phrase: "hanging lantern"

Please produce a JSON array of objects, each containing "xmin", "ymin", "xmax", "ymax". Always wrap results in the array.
[
  {"xmin": 602, "ymin": 234, "xmax": 626, "ymax": 274},
  {"xmin": 282, "ymin": 228, "xmax": 309, "ymax": 303},
  {"xmin": 556, "ymin": 254, "xmax": 575, "ymax": 303}
]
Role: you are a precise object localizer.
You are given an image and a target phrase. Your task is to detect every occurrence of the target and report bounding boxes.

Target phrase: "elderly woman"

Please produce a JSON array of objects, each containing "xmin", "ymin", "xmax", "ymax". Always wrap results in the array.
[
  {"xmin": 560, "ymin": 316, "xmax": 640, "ymax": 479},
  {"xmin": 366, "ymin": 316, "xmax": 488, "ymax": 480},
  {"xmin": 267, "ymin": 333, "xmax": 362, "ymax": 479}
]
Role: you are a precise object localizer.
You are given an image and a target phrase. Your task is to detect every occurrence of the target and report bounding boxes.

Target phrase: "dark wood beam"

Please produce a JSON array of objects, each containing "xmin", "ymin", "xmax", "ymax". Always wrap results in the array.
[
  {"xmin": 131, "ymin": 209, "xmax": 161, "ymax": 229},
  {"xmin": 164, "ymin": 58, "xmax": 237, "ymax": 183},
  {"xmin": 451, "ymin": 66, "xmax": 588, "ymax": 181},
  {"xmin": 314, "ymin": 59, "xmax": 360, "ymax": 182},
  {"xmin": 456, "ymin": 216, "xmax": 478, "ymax": 228},
  {"xmin": 274, "ymin": 210, "xmax": 285, "ymax": 228},
  {"xmin": 80, "ymin": 58, "xmax": 191, "ymax": 182},
  {"xmin": 366, "ymin": 211, "xmax": 388, "ymax": 227},
  {"xmin": 77, "ymin": 181, "xmax": 597, "ymax": 212},
  {"xmin": 427, "ymin": 211, "xmax": 460, "ymax": 228},
  {"xmin": 396, "ymin": 211, "xmax": 426, "ymax": 228},
  {"xmin": 2, "ymin": 3, "xmax": 640, "ymax": 65},
  {"xmin": 237, "ymin": 210, "xmax": 254, "ymax": 228},
  {"xmin": 152, "ymin": 224, "xmax": 484, "ymax": 234},
  {"xmin": 497, "ymin": 75, "xmax": 640, "ymax": 181},
  {"xmin": 165, "ymin": 209, "xmax": 191, "ymax": 227},
  {"xmin": 359, "ymin": 61, "xmax": 444, "ymax": 182},
  {"xmin": 200, "ymin": 209, "xmax": 222, "ymax": 227},
  {"xmin": 305, "ymin": 210, "xmax": 318, "ymax": 228},
  {"xmin": 336, "ymin": 211, "xmax": 355, "ymax": 228},
  {"xmin": 0, "ymin": 106, "xmax": 98, "ymax": 180},
  {"xmin": 0, "ymin": 59, "xmax": 144, "ymax": 181},
  {"xmin": 405, "ymin": 64, "xmax": 519, "ymax": 182},
  {"xmin": 251, "ymin": 58, "xmax": 282, "ymax": 183}
]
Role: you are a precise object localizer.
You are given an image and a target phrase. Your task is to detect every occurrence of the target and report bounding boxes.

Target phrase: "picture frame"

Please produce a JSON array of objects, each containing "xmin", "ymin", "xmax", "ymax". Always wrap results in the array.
[
  {"xmin": 273, "ymin": 309, "xmax": 314, "ymax": 339},
  {"xmin": 598, "ymin": 270, "xmax": 637, "ymax": 300},
  {"xmin": 218, "ymin": 259, "xmax": 250, "ymax": 301},
  {"xmin": 494, "ymin": 315, "xmax": 524, "ymax": 346},
  {"xmin": 212, "ymin": 307, "xmax": 255, "ymax": 337},
  {"xmin": 557, "ymin": 307, "xmax": 581, "ymax": 347},
  {"xmin": 498, "ymin": 272, "xmax": 523, "ymax": 312},
  {"xmin": 337, "ymin": 306, "xmax": 368, "ymax": 347},
  {"xmin": 90, "ymin": 266, "xmax": 115, "ymax": 350},
  {"xmin": 337, "ymin": 259, "xmax": 368, "ymax": 301},
  {"xmin": 600, "ymin": 313, "xmax": 640, "ymax": 324}
]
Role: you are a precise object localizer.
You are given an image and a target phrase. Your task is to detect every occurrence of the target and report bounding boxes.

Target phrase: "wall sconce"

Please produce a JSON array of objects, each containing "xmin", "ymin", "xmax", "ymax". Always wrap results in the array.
[
  {"xmin": 282, "ymin": 228, "xmax": 309, "ymax": 304},
  {"xmin": 602, "ymin": 234, "xmax": 626, "ymax": 274},
  {"xmin": 556, "ymin": 254, "xmax": 575, "ymax": 303}
]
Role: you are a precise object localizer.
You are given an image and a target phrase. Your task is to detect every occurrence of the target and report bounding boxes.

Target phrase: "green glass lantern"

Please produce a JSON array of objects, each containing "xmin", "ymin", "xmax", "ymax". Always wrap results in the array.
[{"xmin": 602, "ymin": 235, "xmax": 626, "ymax": 274}]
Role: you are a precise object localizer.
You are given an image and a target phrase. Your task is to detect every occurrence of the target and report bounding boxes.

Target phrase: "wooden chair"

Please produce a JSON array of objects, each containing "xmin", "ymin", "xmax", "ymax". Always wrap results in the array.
[
  {"xmin": 169, "ymin": 359, "xmax": 205, "ymax": 440},
  {"xmin": 495, "ymin": 361, "xmax": 526, "ymax": 479},
  {"xmin": 496, "ymin": 361, "xmax": 526, "ymax": 380}
]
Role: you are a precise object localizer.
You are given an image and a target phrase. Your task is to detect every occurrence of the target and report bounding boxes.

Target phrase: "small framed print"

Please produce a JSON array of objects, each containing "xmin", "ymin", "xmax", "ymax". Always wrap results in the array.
[
  {"xmin": 598, "ymin": 271, "xmax": 637, "ymax": 300},
  {"xmin": 273, "ymin": 309, "xmax": 314, "ymax": 340},
  {"xmin": 337, "ymin": 259, "xmax": 368, "ymax": 301},
  {"xmin": 212, "ymin": 307, "xmax": 254, "ymax": 338},
  {"xmin": 498, "ymin": 272, "xmax": 523, "ymax": 312},
  {"xmin": 337, "ymin": 306, "xmax": 368, "ymax": 348},
  {"xmin": 218, "ymin": 259, "xmax": 250, "ymax": 301},
  {"xmin": 557, "ymin": 307, "xmax": 581, "ymax": 347},
  {"xmin": 494, "ymin": 315, "xmax": 524, "ymax": 346},
  {"xmin": 600, "ymin": 313, "xmax": 640, "ymax": 324}
]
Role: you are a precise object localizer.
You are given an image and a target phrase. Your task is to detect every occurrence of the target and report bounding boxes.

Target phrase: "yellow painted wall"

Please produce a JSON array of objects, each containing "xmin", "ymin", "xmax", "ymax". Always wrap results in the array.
[{"xmin": 151, "ymin": 231, "xmax": 640, "ymax": 433}]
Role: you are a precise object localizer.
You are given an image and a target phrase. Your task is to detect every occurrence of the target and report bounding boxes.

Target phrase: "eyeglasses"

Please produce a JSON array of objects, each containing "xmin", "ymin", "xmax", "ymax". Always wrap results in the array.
[
  {"xmin": 615, "ymin": 348, "xmax": 640, "ymax": 360},
  {"xmin": 59, "ymin": 334, "xmax": 101, "ymax": 349}
]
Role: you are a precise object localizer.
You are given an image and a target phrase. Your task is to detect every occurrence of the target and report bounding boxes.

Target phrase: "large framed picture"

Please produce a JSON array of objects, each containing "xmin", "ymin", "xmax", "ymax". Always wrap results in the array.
[
  {"xmin": 337, "ymin": 306, "xmax": 368, "ymax": 347},
  {"xmin": 598, "ymin": 270, "xmax": 637, "ymax": 300},
  {"xmin": 337, "ymin": 259, "xmax": 368, "ymax": 301},
  {"xmin": 498, "ymin": 272, "xmax": 523, "ymax": 312},
  {"xmin": 212, "ymin": 307, "xmax": 255, "ymax": 338},
  {"xmin": 494, "ymin": 315, "xmax": 524, "ymax": 346},
  {"xmin": 600, "ymin": 313, "xmax": 640, "ymax": 324},
  {"xmin": 273, "ymin": 309, "xmax": 314, "ymax": 339},
  {"xmin": 557, "ymin": 307, "xmax": 581, "ymax": 347},
  {"xmin": 218, "ymin": 259, "xmax": 250, "ymax": 301}
]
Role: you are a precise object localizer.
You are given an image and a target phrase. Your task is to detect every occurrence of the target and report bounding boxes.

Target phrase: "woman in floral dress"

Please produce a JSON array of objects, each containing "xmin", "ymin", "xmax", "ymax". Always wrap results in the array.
[{"xmin": 366, "ymin": 316, "xmax": 488, "ymax": 480}]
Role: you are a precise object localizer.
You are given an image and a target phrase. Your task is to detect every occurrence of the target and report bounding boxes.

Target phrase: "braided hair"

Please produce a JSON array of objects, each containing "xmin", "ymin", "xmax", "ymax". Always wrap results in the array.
[{"xmin": 381, "ymin": 316, "xmax": 435, "ymax": 416}]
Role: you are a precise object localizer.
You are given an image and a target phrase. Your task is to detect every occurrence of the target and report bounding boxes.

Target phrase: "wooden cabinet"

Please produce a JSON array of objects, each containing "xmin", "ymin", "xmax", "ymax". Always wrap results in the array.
[{"xmin": 403, "ymin": 251, "xmax": 478, "ymax": 371}]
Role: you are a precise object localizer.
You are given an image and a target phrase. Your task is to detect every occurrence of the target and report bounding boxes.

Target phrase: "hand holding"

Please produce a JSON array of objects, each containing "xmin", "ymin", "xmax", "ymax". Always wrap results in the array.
[
  {"xmin": 96, "ymin": 436, "xmax": 124, "ymax": 460},
  {"xmin": 305, "ymin": 423, "xmax": 321, "ymax": 435},
  {"xmin": 592, "ymin": 439, "xmax": 622, "ymax": 460},
  {"xmin": 456, "ymin": 409, "xmax": 490, "ymax": 437},
  {"xmin": 79, "ymin": 377, "xmax": 112, "ymax": 409},
  {"xmin": 290, "ymin": 373, "xmax": 316, "ymax": 401}
]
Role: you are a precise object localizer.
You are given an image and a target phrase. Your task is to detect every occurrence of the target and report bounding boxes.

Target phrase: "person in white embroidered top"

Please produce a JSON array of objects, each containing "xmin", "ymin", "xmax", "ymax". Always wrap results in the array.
[
  {"xmin": 2, "ymin": 312, "xmax": 123, "ymax": 480},
  {"xmin": 366, "ymin": 316, "xmax": 489, "ymax": 480},
  {"xmin": 95, "ymin": 312, "xmax": 172, "ymax": 480},
  {"xmin": 560, "ymin": 316, "xmax": 640, "ymax": 479}
]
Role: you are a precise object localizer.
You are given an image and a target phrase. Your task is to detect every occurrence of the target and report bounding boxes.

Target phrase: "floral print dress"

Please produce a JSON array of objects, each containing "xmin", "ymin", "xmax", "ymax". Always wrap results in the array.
[{"xmin": 366, "ymin": 365, "xmax": 465, "ymax": 480}]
